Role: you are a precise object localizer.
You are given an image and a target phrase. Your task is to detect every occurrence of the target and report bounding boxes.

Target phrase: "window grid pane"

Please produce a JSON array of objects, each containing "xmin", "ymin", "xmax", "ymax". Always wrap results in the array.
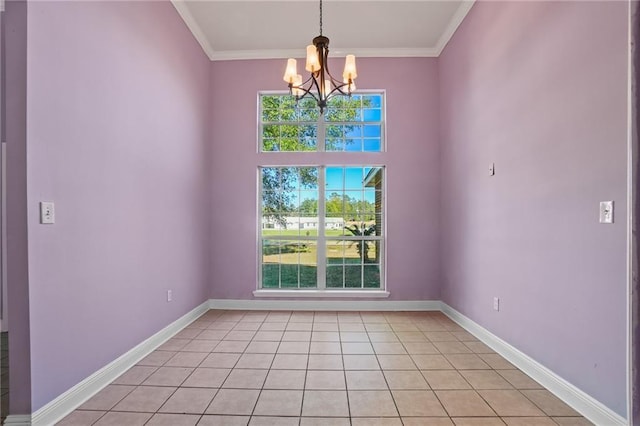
[{"xmin": 260, "ymin": 93, "xmax": 383, "ymax": 152}]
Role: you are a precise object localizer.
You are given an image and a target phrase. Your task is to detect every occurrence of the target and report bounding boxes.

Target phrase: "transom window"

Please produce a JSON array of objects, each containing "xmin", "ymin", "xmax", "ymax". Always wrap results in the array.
[
  {"xmin": 258, "ymin": 92, "xmax": 385, "ymax": 293},
  {"xmin": 260, "ymin": 94, "xmax": 384, "ymax": 152}
]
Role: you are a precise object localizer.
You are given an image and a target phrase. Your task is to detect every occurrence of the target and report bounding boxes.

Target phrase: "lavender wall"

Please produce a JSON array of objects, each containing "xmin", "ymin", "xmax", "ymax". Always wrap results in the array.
[
  {"xmin": 209, "ymin": 58, "xmax": 441, "ymax": 301},
  {"xmin": 439, "ymin": 1, "xmax": 629, "ymax": 416},
  {"xmin": 25, "ymin": 1, "xmax": 211, "ymax": 411},
  {"xmin": 12, "ymin": 0, "xmax": 630, "ymax": 416},
  {"xmin": 5, "ymin": 0, "xmax": 31, "ymax": 415}
]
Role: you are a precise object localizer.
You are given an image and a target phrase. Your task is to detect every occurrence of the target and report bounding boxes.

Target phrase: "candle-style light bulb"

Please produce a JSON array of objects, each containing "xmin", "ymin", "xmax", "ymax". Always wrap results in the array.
[
  {"xmin": 283, "ymin": 58, "xmax": 298, "ymax": 83},
  {"xmin": 342, "ymin": 54, "xmax": 358, "ymax": 81},
  {"xmin": 306, "ymin": 45, "xmax": 320, "ymax": 73}
]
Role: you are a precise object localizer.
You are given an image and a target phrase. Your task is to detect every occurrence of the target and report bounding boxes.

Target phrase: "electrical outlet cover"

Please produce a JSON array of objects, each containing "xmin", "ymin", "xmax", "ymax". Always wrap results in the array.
[
  {"xmin": 40, "ymin": 201, "xmax": 55, "ymax": 224},
  {"xmin": 599, "ymin": 201, "xmax": 613, "ymax": 224}
]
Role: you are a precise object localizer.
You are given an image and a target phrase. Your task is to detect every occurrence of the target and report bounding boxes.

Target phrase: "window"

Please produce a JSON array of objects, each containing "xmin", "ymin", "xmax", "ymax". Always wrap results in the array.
[
  {"xmin": 258, "ymin": 93, "xmax": 385, "ymax": 293},
  {"xmin": 260, "ymin": 94, "xmax": 383, "ymax": 152},
  {"xmin": 260, "ymin": 166, "xmax": 384, "ymax": 290}
]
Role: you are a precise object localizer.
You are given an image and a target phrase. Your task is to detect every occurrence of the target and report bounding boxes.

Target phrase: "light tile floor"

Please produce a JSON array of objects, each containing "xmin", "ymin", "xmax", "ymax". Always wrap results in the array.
[{"xmin": 57, "ymin": 310, "xmax": 592, "ymax": 425}]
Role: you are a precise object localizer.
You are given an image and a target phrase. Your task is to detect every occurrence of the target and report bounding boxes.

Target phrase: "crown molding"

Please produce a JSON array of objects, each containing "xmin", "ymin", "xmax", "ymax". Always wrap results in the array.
[
  {"xmin": 331, "ymin": 47, "xmax": 440, "ymax": 58},
  {"xmin": 171, "ymin": 0, "xmax": 216, "ymax": 60},
  {"xmin": 211, "ymin": 49, "xmax": 304, "ymax": 62},
  {"xmin": 210, "ymin": 47, "xmax": 440, "ymax": 61},
  {"xmin": 172, "ymin": 0, "xmax": 474, "ymax": 61},
  {"xmin": 434, "ymin": 0, "xmax": 475, "ymax": 56}
]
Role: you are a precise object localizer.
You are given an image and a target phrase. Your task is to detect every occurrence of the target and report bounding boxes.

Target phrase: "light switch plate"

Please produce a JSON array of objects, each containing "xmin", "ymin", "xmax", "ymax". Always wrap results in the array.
[
  {"xmin": 489, "ymin": 163, "xmax": 495, "ymax": 176},
  {"xmin": 40, "ymin": 201, "xmax": 55, "ymax": 224},
  {"xmin": 599, "ymin": 201, "xmax": 613, "ymax": 224}
]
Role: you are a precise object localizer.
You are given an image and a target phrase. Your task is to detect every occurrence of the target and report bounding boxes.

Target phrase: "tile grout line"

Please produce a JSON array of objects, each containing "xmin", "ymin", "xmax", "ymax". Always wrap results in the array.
[
  {"xmin": 245, "ymin": 311, "xmax": 271, "ymax": 421},
  {"xmin": 375, "ymin": 322, "xmax": 404, "ymax": 420},
  {"xmin": 60, "ymin": 310, "xmax": 590, "ymax": 425},
  {"xmin": 339, "ymin": 323, "xmax": 351, "ymax": 423},
  {"xmin": 300, "ymin": 314, "xmax": 310, "ymax": 422},
  {"xmin": 194, "ymin": 310, "xmax": 241, "ymax": 420}
]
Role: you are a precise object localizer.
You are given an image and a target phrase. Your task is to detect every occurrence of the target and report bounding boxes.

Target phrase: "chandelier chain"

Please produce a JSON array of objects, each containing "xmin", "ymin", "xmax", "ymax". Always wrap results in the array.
[{"xmin": 319, "ymin": 0, "xmax": 323, "ymax": 36}]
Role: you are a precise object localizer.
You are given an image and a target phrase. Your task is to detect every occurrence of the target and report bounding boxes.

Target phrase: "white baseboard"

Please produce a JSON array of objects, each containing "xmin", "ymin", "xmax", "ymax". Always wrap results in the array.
[
  {"xmin": 209, "ymin": 298, "xmax": 441, "ymax": 311},
  {"xmin": 4, "ymin": 415, "xmax": 31, "ymax": 426},
  {"xmin": 440, "ymin": 302, "xmax": 628, "ymax": 426},
  {"xmin": 30, "ymin": 301, "xmax": 209, "ymax": 426}
]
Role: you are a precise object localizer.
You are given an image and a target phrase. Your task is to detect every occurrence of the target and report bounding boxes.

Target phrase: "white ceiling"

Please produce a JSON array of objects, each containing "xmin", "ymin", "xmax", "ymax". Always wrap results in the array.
[{"xmin": 171, "ymin": 0, "xmax": 475, "ymax": 61}]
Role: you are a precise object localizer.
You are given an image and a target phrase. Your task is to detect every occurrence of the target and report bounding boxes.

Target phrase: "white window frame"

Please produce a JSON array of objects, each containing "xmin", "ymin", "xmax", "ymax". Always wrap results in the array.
[
  {"xmin": 257, "ymin": 90, "xmax": 385, "ymax": 153},
  {"xmin": 255, "ymin": 92, "xmax": 388, "ymax": 298}
]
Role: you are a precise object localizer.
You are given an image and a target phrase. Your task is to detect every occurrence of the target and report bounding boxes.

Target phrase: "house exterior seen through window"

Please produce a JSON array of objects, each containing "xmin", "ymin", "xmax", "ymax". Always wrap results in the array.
[{"xmin": 258, "ymin": 93, "xmax": 385, "ymax": 291}]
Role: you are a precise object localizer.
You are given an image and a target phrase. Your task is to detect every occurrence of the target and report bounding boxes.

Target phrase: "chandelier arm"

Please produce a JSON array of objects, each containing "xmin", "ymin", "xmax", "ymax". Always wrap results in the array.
[
  {"xmin": 319, "ymin": 61, "xmax": 351, "ymax": 97},
  {"xmin": 298, "ymin": 88, "xmax": 321, "ymax": 105},
  {"xmin": 316, "ymin": 43, "xmax": 350, "ymax": 92},
  {"xmin": 321, "ymin": 67, "xmax": 348, "ymax": 90},
  {"xmin": 328, "ymin": 83, "xmax": 350, "ymax": 97},
  {"xmin": 307, "ymin": 73, "xmax": 324, "ymax": 99},
  {"xmin": 291, "ymin": 73, "xmax": 319, "ymax": 93},
  {"xmin": 298, "ymin": 73, "xmax": 316, "ymax": 88},
  {"xmin": 290, "ymin": 75, "xmax": 322, "ymax": 105},
  {"xmin": 318, "ymin": 50, "xmax": 335, "ymax": 81},
  {"xmin": 292, "ymin": 73, "xmax": 352, "ymax": 105}
]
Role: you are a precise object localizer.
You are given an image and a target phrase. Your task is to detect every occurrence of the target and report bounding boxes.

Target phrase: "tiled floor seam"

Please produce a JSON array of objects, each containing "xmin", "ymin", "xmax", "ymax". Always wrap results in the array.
[{"xmin": 56, "ymin": 310, "xmax": 592, "ymax": 426}]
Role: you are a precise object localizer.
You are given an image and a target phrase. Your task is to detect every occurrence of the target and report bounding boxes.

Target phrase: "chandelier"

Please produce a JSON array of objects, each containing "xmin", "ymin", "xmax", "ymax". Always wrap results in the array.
[{"xmin": 282, "ymin": 0, "xmax": 358, "ymax": 114}]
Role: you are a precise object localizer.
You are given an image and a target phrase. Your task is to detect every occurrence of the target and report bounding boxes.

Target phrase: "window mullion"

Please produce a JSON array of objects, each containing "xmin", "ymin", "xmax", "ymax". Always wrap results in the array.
[
  {"xmin": 316, "ymin": 116, "xmax": 326, "ymax": 289},
  {"xmin": 318, "ymin": 115, "xmax": 326, "ymax": 152},
  {"xmin": 317, "ymin": 166, "xmax": 326, "ymax": 289}
]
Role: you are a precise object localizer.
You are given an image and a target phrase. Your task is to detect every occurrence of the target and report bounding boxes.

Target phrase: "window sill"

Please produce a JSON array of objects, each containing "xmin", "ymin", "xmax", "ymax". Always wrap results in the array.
[{"xmin": 253, "ymin": 289, "xmax": 390, "ymax": 298}]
